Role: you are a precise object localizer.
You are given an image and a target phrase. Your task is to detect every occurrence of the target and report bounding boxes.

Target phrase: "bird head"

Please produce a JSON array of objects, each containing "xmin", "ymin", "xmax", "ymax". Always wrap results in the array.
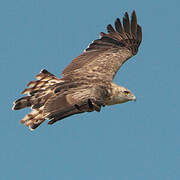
[
  {"xmin": 116, "ymin": 86, "xmax": 136, "ymax": 103},
  {"xmin": 105, "ymin": 83, "xmax": 136, "ymax": 105}
]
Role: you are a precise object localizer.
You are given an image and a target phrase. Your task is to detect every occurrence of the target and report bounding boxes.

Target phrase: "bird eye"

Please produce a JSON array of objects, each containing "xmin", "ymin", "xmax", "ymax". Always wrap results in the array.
[{"xmin": 124, "ymin": 91, "xmax": 129, "ymax": 95}]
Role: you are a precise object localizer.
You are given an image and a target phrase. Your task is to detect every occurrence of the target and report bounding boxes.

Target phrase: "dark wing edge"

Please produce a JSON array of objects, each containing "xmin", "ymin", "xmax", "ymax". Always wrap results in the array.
[
  {"xmin": 85, "ymin": 10, "xmax": 142, "ymax": 55},
  {"xmin": 62, "ymin": 10, "xmax": 142, "ymax": 76}
]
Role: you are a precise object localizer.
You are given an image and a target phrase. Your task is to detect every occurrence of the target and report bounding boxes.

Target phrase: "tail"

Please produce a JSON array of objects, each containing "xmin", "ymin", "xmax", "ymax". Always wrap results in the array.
[{"xmin": 13, "ymin": 69, "xmax": 63, "ymax": 130}]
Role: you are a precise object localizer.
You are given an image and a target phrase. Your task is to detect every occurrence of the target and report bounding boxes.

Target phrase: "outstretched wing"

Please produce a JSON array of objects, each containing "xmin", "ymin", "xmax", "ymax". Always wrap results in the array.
[
  {"xmin": 13, "ymin": 69, "xmax": 108, "ymax": 130},
  {"xmin": 44, "ymin": 84, "xmax": 108, "ymax": 125},
  {"xmin": 62, "ymin": 11, "xmax": 142, "ymax": 81}
]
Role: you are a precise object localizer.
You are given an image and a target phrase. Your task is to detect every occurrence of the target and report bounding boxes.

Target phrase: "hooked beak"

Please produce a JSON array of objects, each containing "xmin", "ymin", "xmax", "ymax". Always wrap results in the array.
[{"xmin": 132, "ymin": 95, "xmax": 136, "ymax": 102}]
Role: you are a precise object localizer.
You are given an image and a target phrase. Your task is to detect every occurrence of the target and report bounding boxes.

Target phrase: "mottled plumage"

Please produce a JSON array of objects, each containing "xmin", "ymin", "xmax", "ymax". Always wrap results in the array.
[{"xmin": 13, "ymin": 11, "xmax": 142, "ymax": 130}]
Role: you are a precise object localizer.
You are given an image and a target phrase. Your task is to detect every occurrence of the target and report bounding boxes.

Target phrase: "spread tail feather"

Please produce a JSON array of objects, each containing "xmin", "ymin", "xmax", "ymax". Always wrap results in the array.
[
  {"xmin": 12, "ymin": 69, "xmax": 62, "ymax": 111},
  {"xmin": 20, "ymin": 107, "xmax": 46, "ymax": 131},
  {"xmin": 13, "ymin": 69, "xmax": 63, "ymax": 130},
  {"xmin": 13, "ymin": 70, "xmax": 103, "ymax": 130}
]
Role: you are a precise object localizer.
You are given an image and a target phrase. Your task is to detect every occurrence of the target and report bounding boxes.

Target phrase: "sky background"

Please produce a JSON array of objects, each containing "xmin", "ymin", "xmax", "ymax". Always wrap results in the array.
[{"xmin": 1, "ymin": 0, "xmax": 180, "ymax": 179}]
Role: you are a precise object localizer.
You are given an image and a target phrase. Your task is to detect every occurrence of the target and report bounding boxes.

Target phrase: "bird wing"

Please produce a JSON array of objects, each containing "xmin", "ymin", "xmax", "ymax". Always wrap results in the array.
[
  {"xmin": 13, "ymin": 68, "xmax": 109, "ymax": 130},
  {"xmin": 43, "ymin": 84, "xmax": 109, "ymax": 125},
  {"xmin": 62, "ymin": 11, "xmax": 142, "ymax": 81}
]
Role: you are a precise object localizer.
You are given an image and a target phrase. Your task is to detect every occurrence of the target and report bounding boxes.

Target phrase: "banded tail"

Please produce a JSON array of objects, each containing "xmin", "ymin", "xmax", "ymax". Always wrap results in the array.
[{"xmin": 13, "ymin": 69, "xmax": 63, "ymax": 130}]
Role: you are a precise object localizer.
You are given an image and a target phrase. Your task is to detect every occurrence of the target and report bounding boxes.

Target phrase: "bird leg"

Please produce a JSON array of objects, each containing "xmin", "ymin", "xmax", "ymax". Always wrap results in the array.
[
  {"xmin": 74, "ymin": 99, "xmax": 104, "ymax": 112},
  {"xmin": 88, "ymin": 98, "xmax": 106, "ymax": 112}
]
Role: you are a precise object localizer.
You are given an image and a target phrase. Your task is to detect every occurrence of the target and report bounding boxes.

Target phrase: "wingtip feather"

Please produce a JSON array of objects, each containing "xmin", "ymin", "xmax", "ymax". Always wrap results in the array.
[
  {"xmin": 107, "ymin": 24, "xmax": 115, "ymax": 33},
  {"xmin": 123, "ymin": 12, "xmax": 130, "ymax": 34}
]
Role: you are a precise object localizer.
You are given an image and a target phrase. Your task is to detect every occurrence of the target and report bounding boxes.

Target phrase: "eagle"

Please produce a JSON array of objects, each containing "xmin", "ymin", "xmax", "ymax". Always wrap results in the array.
[{"xmin": 13, "ymin": 11, "xmax": 142, "ymax": 130}]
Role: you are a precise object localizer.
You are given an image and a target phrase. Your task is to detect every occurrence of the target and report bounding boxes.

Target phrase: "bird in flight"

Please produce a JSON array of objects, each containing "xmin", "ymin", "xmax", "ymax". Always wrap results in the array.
[{"xmin": 13, "ymin": 11, "xmax": 142, "ymax": 130}]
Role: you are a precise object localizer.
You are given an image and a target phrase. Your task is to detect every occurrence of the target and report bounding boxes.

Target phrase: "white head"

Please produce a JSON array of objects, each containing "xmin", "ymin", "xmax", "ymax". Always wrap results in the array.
[{"xmin": 105, "ymin": 83, "xmax": 136, "ymax": 106}]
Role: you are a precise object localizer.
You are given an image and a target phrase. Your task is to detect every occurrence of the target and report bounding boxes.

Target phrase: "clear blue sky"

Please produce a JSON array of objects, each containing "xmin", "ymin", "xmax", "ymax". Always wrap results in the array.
[{"xmin": 1, "ymin": 0, "xmax": 180, "ymax": 179}]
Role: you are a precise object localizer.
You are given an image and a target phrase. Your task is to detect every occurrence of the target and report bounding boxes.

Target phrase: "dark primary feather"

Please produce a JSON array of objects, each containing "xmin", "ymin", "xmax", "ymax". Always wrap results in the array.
[
  {"xmin": 131, "ymin": 10, "xmax": 137, "ymax": 37},
  {"xmin": 107, "ymin": 24, "xmax": 116, "ymax": 33},
  {"xmin": 123, "ymin": 12, "xmax": 131, "ymax": 34},
  {"xmin": 137, "ymin": 25, "xmax": 142, "ymax": 46},
  {"xmin": 62, "ymin": 11, "xmax": 142, "ymax": 81},
  {"xmin": 115, "ymin": 18, "xmax": 123, "ymax": 34}
]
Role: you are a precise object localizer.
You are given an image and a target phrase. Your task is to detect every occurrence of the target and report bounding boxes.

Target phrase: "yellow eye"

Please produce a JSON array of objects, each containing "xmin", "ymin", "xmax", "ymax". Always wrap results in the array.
[{"xmin": 124, "ymin": 91, "xmax": 129, "ymax": 95}]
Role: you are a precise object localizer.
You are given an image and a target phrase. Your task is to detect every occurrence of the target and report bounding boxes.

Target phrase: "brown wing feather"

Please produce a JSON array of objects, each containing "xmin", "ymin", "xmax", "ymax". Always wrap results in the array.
[
  {"xmin": 62, "ymin": 11, "xmax": 142, "ymax": 81},
  {"xmin": 13, "ymin": 85, "xmax": 94, "ymax": 130},
  {"xmin": 13, "ymin": 69, "xmax": 108, "ymax": 130},
  {"xmin": 44, "ymin": 93, "xmax": 92, "ymax": 125},
  {"xmin": 44, "ymin": 84, "xmax": 108, "ymax": 125},
  {"xmin": 123, "ymin": 12, "xmax": 131, "ymax": 35}
]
